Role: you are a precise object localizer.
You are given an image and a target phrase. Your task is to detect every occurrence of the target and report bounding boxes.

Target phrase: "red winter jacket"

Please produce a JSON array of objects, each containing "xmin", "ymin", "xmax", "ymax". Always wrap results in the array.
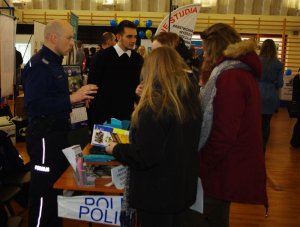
[{"xmin": 199, "ymin": 41, "xmax": 268, "ymax": 206}]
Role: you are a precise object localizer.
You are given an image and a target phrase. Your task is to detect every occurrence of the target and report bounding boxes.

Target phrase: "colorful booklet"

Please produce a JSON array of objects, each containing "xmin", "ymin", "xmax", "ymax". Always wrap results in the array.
[{"xmin": 91, "ymin": 124, "xmax": 129, "ymax": 147}]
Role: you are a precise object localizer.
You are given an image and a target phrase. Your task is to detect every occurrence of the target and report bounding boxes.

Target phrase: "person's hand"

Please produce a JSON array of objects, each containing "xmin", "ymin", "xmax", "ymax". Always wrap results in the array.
[
  {"xmin": 135, "ymin": 83, "xmax": 144, "ymax": 97},
  {"xmin": 70, "ymin": 84, "xmax": 98, "ymax": 104},
  {"xmin": 105, "ymin": 142, "xmax": 117, "ymax": 154}
]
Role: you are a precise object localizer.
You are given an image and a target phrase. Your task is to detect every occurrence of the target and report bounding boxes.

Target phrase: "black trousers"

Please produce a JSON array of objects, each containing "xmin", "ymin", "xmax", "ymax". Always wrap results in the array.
[
  {"xmin": 177, "ymin": 196, "xmax": 230, "ymax": 227},
  {"xmin": 26, "ymin": 118, "xmax": 69, "ymax": 227},
  {"xmin": 290, "ymin": 117, "xmax": 300, "ymax": 147},
  {"xmin": 262, "ymin": 114, "xmax": 273, "ymax": 153}
]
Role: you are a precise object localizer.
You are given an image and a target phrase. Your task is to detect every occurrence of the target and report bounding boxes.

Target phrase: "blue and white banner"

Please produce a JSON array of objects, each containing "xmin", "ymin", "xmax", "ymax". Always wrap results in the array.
[
  {"xmin": 58, "ymin": 195, "xmax": 122, "ymax": 225},
  {"xmin": 155, "ymin": 4, "xmax": 201, "ymax": 48}
]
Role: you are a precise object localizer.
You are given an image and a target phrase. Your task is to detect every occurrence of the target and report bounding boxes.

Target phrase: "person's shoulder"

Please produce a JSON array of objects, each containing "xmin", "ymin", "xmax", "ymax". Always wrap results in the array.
[
  {"xmin": 131, "ymin": 50, "xmax": 143, "ymax": 58},
  {"xmin": 131, "ymin": 51, "xmax": 144, "ymax": 63},
  {"xmin": 98, "ymin": 47, "xmax": 117, "ymax": 59}
]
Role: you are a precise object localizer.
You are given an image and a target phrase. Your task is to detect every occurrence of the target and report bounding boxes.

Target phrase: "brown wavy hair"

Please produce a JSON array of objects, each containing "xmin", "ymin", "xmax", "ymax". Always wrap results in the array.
[{"xmin": 200, "ymin": 23, "xmax": 241, "ymax": 84}]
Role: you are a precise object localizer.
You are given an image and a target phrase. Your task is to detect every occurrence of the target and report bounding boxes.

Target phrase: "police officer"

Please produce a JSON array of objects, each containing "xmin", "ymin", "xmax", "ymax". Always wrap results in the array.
[{"xmin": 22, "ymin": 20, "xmax": 98, "ymax": 227}]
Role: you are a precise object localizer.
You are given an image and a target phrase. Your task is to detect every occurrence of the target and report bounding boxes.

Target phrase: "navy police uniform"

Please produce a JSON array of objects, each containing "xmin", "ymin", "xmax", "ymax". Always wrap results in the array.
[{"xmin": 22, "ymin": 45, "xmax": 71, "ymax": 227}]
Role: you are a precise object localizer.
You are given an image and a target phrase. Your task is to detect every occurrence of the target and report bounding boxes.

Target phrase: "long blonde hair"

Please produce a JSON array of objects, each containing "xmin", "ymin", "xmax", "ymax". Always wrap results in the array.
[{"xmin": 131, "ymin": 46, "xmax": 201, "ymax": 127}]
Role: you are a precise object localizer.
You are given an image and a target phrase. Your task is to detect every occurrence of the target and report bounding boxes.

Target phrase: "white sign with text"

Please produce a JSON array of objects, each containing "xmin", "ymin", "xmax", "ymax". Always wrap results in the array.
[
  {"xmin": 155, "ymin": 4, "xmax": 201, "ymax": 48},
  {"xmin": 58, "ymin": 195, "xmax": 122, "ymax": 225},
  {"xmin": 111, "ymin": 165, "xmax": 128, "ymax": 189}
]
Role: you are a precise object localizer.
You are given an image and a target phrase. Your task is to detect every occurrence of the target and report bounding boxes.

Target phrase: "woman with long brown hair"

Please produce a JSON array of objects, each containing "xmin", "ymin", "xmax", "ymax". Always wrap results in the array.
[{"xmin": 196, "ymin": 23, "xmax": 268, "ymax": 227}]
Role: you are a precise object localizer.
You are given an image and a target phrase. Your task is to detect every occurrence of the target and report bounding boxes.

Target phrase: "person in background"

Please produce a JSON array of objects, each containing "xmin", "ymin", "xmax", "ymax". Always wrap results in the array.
[
  {"xmin": 75, "ymin": 40, "xmax": 85, "ymax": 71},
  {"xmin": 259, "ymin": 39, "xmax": 284, "ymax": 153},
  {"xmin": 106, "ymin": 46, "xmax": 202, "ymax": 227},
  {"xmin": 92, "ymin": 32, "xmax": 117, "ymax": 63},
  {"xmin": 22, "ymin": 20, "xmax": 98, "ymax": 227},
  {"xmin": 89, "ymin": 47, "xmax": 97, "ymax": 65},
  {"xmin": 82, "ymin": 47, "xmax": 90, "ymax": 74},
  {"xmin": 259, "ymin": 39, "xmax": 284, "ymax": 191},
  {"xmin": 152, "ymin": 32, "xmax": 192, "ymax": 67},
  {"xmin": 195, "ymin": 23, "xmax": 268, "ymax": 227},
  {"xmin": 189, "ymin": 45, "xmax": 202, "ymax": 82},
  {"xmin": 290, "ymin": 69, "xmax": 300, "ymax": 148},
  {"xmin": 137, "ymin": 45, "xmax": 146, "ymax": 58},
  {"xmin": 88, "ymin": 20, "xmax": 143, "ymax": 128},
  {"xmin": 96, "ymin": 44, "xmax": 102, "ymax": 53},
  {"xmin": 15, "ymin": 48, "xmax": 23, "ymax": 94},
  {"xmin": 136, "ymin": 32, "xmax": 196, "ymax": 97},
  {"xmin": 99, "ymin": 32, "xmax": 116, "ymax": 50}
]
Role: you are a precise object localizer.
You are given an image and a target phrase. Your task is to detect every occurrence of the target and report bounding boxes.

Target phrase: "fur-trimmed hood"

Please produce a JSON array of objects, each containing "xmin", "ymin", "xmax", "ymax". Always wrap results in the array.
[{"xmin": 218, "ymin": 40, "xmax": 262, "ymax": 79}]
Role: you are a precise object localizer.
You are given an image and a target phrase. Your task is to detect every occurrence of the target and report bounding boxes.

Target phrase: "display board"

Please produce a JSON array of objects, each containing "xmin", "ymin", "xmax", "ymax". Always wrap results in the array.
[{"xmin": 0, "ymin": 14, "xmax": 15, "ymax": 98}]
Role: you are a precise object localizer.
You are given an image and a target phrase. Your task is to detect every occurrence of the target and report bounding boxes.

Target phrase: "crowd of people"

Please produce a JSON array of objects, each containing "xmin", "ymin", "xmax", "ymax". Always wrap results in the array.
[{"xmin": 21, "ymin": 19, "xmax": 289, "ymax": 227}]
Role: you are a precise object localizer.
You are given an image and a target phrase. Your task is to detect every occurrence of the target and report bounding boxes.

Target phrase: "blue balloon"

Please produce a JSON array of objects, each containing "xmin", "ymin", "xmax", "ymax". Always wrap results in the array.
[
  {"xmin": 133, "ymin": 19, "xmax": 139, "ymax": 26},
  {"xmin": 110, "ymin": 19, "xmax": 117, "ymax": 27},
  {"xmin": 286, "ymin": 69, "xmax": 292, "ymax": 76},
  {"xmin": 138, "ymin": 30, "xmax": 145, "ymax": 39},
  {"xmin": 145, "ymin": 19, "xmax": 152, "ymax": 28}
]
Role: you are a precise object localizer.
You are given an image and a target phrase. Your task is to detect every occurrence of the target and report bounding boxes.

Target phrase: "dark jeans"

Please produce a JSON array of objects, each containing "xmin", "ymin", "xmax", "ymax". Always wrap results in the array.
[
  {"xmin": 262, "ymin": 114, "xmax": 272, "ymax": 153},
  {"xmin": 182, "ymin": 196, "xmax": 230, "ymax": 227}
]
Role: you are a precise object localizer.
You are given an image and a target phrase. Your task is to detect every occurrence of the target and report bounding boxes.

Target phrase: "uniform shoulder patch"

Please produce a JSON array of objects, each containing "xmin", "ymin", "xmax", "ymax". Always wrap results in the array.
[{"xmin": 42, "ymin": 58, "xmax": 49, "ymax": 64}]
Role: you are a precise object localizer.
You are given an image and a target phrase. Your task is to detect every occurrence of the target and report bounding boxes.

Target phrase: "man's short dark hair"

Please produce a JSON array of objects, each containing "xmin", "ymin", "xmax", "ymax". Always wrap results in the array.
[{"xmin": 117, "ymin": 20, "xmax": 137, "ymax": 35}]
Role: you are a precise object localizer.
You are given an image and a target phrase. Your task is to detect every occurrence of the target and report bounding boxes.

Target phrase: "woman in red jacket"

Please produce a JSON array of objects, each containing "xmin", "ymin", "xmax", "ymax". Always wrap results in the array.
[{"xmin": 197, "ymin": 23, "xmax": 268, "ymax": 227}]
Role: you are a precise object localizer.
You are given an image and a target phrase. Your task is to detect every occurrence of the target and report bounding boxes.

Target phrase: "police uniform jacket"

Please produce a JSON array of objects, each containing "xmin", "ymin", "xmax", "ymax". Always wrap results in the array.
[{"xmin": 22, "ymin": 45, "xmax": 72, "ymax": 124}]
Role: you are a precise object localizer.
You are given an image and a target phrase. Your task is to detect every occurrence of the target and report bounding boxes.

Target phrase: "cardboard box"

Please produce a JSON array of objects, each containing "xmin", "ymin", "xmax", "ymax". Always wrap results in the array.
[{"xmin": 0, "ymin": 116, "xmax": 16, "ymax": 145}]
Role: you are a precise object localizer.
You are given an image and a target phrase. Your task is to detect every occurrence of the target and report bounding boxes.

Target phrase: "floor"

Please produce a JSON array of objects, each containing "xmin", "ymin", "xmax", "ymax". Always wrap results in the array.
[{"xmin": 11, "ymin": 108, "xmax": 300, "ymax": 226}]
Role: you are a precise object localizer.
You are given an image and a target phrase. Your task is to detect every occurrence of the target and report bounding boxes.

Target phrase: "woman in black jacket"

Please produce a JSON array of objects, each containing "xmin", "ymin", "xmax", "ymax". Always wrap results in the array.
[{"xmin": 106, "ymin": 46, "xmax": 202, "ymax": 227}]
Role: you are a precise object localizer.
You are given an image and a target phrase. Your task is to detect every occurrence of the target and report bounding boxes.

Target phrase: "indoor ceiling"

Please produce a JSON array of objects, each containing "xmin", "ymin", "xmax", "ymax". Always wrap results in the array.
[{"xmin": 3, "ymin": 0, "xmax": 300, "ymax": 16}]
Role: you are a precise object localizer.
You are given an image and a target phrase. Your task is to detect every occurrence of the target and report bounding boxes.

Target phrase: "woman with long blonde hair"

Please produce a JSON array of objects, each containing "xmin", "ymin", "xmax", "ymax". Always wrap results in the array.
[{"xmin": 106, "ymin": 46, "xmax": 202, "ymax": 227}]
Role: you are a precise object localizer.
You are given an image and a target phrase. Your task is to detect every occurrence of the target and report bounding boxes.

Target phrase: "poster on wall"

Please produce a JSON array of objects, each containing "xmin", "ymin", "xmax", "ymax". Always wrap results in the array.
[
  {"xmin": 155, "ymin": 4, "xmax": 201, "ymax": 48},
  {"xmin": 33, "ymin": 21, "xmax": 46, "ymax": 54},
  {"xmin": 63, "ymin": 65, "xmax": 87, "ymax": 129},
  {"xmin": 280, "ymin": 73, "xmax": 293, "ymax": 101},
  {"xmin": 0, "ymin": 14, "xmax": 15, "ymax": 97}
]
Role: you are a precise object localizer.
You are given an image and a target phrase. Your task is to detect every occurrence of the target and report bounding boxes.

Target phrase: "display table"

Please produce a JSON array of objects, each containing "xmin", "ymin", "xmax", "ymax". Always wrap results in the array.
[
  {"xmin": 54, "ymin": 144, "xmax": 124, "ymax": 226},
  {"xmin": 54, "ymin": 143, "xmax": 123, "ymax": 194}
]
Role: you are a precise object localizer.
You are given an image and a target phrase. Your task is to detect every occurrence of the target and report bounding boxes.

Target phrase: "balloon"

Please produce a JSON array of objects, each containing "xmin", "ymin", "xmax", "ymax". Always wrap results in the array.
[
  {"xmin": 140, "ymin": 21, "xmax": 146, "ymax": 27},
  {"xmin": 146, "ymin": 19, "xmax": 152, "ymax": 28},
  {"xmin": 110, "ymin": 19, "xmax": 117, "ymax": 27},
  {"xmin": 117, "ymin": 18, "xmax": 123, "ymax": 25},
  {"xmin": 286, "ymin": 69, "xmax": 292, "ymax": 76},
  {"xmin": 133, "ymin": 19, "xmax": 139, "ymax": 26},
  {"xmin": 145, "ymin": 30, "xmax": 152, "ymax": 39},
  {"xmin": 138, "ymin": 30, "xmax": 145, "ymax": 39}
]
